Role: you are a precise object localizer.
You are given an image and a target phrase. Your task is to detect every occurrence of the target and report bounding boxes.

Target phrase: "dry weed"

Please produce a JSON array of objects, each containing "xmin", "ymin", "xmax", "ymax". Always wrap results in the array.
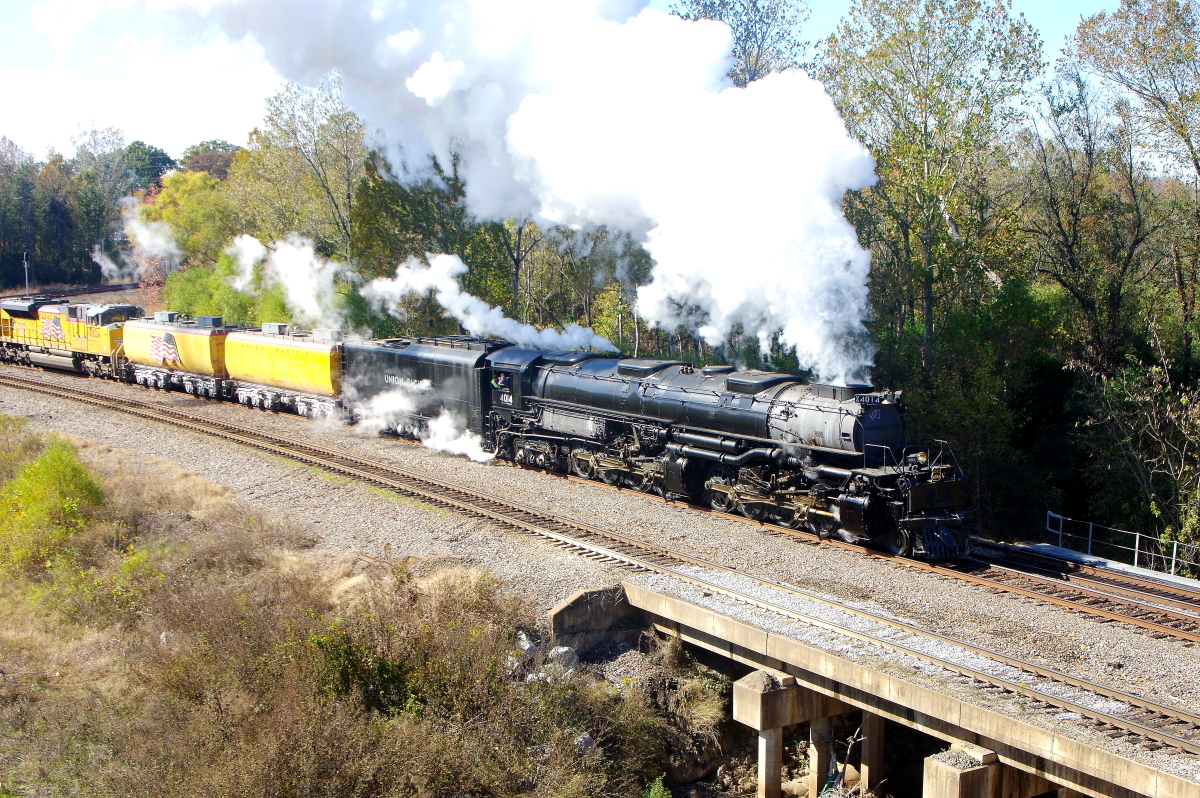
[{"xmin": 0, "ymin": 430, "xmax": 675, "ymax": 796}]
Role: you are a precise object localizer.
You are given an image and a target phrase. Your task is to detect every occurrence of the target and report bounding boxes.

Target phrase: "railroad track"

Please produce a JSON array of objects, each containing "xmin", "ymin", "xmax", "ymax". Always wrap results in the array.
[
  {"xmin": 0, "ymin": 283, "xmax": 140, "ymax": 300},
  {"xmin": 2, "ymin": 367, "xmax": 1200, "ymax": 759},
  {"xmin": 974, "ymin": 541, "xmax": 1200, "ymax": 614},
  {"xmin": 506, "ymin": 456, "xmax": 1200, "ymax": 644},
  {"xmin": 5, "ymin": 363, "xmax": 1200, "ymax": 643}
]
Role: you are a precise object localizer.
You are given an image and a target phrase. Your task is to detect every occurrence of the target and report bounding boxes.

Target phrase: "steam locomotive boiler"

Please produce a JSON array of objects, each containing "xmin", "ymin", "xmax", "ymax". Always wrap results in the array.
[{"xmin": 475, "ymin": 346, "xmax": 975, "ymax": 559}]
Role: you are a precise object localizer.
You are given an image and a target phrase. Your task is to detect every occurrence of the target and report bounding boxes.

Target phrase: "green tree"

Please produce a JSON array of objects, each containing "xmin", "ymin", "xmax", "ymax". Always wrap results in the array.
[
  {"xmin": 670, "ymin": 0, "xmax": 809, "ymax": 85},
  {"xmin": 1020, "ymin": 73, "xmax": 1171, "ymax": 370},
  {"xmin": 140, "ymin": 170, "xmax": 237, "ymax": 267},
  {"xmin": 1074, "ymin": 0, "xmax": 1200, "ymax": 379},
  {"xmin": 123, "ymin": 140, "xmax": 176, "ymax": 189},
  {"xmin": 258, "ymin": 73, "xmax": 366, "ymax": 259},
  {"xmin": 819, "ymin": 0, "xmax": 1042, "ymax": 368},
  {"xmin": 225, "ymin": 76, "xmax": 366, "ymax": 259}
]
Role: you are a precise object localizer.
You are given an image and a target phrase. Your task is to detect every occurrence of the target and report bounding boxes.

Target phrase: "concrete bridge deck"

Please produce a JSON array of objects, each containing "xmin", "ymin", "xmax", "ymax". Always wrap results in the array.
[{"xmin": 551, "ymin": 578, "xmax": 1200, "ymax": 798}]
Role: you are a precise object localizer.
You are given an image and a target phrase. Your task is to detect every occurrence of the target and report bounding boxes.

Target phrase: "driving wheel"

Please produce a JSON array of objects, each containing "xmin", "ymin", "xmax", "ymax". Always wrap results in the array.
[
  {"xmin": 570, "ymin": 450, "xmax": 595, "ymax": 479},
  {"xmin": 706, "ymin": 464, "xmax": 737, "ymax": 512}
]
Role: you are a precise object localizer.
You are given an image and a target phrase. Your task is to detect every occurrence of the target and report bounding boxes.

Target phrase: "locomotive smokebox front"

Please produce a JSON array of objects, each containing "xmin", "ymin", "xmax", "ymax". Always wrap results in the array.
[{"xmin": 767, "ymin": 383, "xmax": 905, "ymax": 465}]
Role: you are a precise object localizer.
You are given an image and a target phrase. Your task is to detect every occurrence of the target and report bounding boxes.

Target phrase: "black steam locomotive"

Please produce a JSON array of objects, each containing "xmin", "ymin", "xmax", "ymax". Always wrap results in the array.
[{"xmin": 346, "ymin": 335, "xmax": 976, "ymax": 560}]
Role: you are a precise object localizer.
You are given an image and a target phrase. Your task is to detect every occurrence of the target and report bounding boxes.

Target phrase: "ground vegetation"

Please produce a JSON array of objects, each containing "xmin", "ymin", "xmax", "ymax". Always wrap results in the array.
[{"xmin": 0, "ymin": 418, "xmax": 728, "ymax": 796}]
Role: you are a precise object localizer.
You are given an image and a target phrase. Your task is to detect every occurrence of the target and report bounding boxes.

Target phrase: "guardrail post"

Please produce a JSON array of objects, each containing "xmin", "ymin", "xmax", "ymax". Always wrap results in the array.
[
  {"xmin": 1087, "ymin": 523, "xmax": 1093, "ymax": 556},
  {"xmin": 1172, "ymin": 541, "xmax": 1179, "ymax": 575},
  {"xmin": 1134, "ymin": 533, "xmax": 1140, "ymax": 568}
]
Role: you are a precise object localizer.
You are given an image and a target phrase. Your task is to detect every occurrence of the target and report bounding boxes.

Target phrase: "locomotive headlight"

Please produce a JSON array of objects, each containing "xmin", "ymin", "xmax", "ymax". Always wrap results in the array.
[{"xmin": 918, "ymin": 452, "xmax": 928, "ymax": 465}]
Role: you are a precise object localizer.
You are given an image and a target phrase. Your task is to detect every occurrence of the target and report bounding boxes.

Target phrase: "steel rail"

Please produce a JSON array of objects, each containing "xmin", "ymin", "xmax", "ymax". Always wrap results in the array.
[
  {"xmin": 510, "ymin": 459, "xmax": 1200, "ymax": 642},
  {"xmin": 2, "ymin": 368, "xmax": 1199, "ymax": 758},
  {"xmin": 973, "ymin": 541, "xmax": 1200, "ymax": 608},
  {"xmin": 5, "ymin": 364, "xmax": 1200, "ymax": 642}
]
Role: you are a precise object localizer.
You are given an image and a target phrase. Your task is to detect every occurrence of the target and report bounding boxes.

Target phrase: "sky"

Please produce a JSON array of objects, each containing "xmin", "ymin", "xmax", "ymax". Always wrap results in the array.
[{"xmin": 0, "ymin": 0, "xmax": 1117, "ymax": 161}]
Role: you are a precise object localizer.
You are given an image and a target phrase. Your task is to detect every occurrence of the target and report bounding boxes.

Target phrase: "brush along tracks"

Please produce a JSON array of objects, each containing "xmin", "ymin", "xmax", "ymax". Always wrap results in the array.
[{"xmin": 2, "ymin": 367, "xmax": 1200, "ymax": 760}]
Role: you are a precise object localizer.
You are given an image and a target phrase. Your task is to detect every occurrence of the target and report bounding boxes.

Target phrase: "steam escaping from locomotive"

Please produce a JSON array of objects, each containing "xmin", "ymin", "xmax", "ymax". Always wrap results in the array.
[
  {"xmin": 148, "ymin": 0, "xmax": 878, "ymax": 383},
  {"xmin": 363, "ymin": 254, "xmax": 617, "ymax": 352},
  {"xmin": 94, "ymin": 200, "xmax": 184, "ymax": 282},
  {"xmin": 349, "ymin": 375, "xmax": 494, "ymax": 461},
  {"xmin": 224, "ymin": 234, "xmax": 350, "ymax": 330}
]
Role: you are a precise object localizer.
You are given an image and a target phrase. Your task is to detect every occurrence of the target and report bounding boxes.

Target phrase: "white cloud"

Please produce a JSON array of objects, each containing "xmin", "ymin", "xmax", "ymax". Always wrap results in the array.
[{"xmin": 0, "ymin": 24, "xmax": 283, "ymax": 157}]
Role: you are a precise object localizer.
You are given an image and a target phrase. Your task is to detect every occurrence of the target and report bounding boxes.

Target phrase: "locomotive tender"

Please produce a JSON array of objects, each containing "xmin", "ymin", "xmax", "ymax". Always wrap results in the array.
[{"xmin": 0, "ymin": 297, "xmax": 975, "ymax": 559}]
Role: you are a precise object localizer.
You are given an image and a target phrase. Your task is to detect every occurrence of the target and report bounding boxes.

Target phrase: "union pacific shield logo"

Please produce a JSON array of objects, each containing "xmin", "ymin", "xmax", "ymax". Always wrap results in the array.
[{"xmin": 149, "ymin": 332, "xmax": 180, "ymax": 364}]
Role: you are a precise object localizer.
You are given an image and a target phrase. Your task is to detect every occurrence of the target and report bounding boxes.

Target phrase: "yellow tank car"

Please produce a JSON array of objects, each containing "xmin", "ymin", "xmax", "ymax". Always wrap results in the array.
[
  {"xmin": 123, "ymin": 313, "xmax": 229, "ymax": 394},
  {"xmin": 223, "ymin": 324, "xmax": 343, "ymax": 417}
]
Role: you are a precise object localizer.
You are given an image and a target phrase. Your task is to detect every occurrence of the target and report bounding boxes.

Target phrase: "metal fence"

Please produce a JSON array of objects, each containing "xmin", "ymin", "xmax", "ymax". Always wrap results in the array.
[{"xmin": 1045, "ymin": 512, "xmax": 1200, "ymax": 577}]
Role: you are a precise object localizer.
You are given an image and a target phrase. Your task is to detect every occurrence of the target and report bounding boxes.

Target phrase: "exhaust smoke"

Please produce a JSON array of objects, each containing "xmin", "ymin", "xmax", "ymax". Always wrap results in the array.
[{"xmin": 145, "ymin": 0, "xmax": 878, "ymax": 383}]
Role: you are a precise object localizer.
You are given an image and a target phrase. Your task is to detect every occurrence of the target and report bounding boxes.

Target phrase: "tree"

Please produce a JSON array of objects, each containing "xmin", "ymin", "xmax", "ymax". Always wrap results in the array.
[
  {"xmin": 140, "ymin": 170, "xmax": 237, "ymax": 266},
  {"xmin": 1020, "ymin": 74, "xmax": 1170, "ymax": 370},
  {"xmin": 259, "ymin": 74, "xmax": 366, "ymax": 259},
  {"xmin": 181, "ymin": 140, "xmax": 242, "ymax": 180},
  {"xmin": 1077, "ymin": 340, "xmax": 1200, "ymax": 544},
  {"xmin": 1074, "ymin": 0, "xmax": 1200, "ymax": 182},
  {"xmin": 1074, "ymin": 0, "xmax": 1200, "ymax": 380},
  {"xmin": 671, "ymin": 0, "xmax": 809, "ymax": 86},
  {"xmin": 819, "ymin": 0, "xmax": 1042, "ymax": 368},
  {"xmin": 72, "ymin": 128, "xmax": 133, "ymax": 209},
  {"xmin": 124, "ymin": 140, "xmax": 176, "ymax": 189}
]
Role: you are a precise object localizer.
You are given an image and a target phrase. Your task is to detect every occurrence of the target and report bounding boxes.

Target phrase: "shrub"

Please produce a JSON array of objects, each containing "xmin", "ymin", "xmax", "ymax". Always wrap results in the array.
[
  {"xmin": 0, "ymin": 440, "xmax": 103, "ymax": 573},
  {"xmin": 643, "ymin": 775, "xmax": 671, "ymax": 798}
]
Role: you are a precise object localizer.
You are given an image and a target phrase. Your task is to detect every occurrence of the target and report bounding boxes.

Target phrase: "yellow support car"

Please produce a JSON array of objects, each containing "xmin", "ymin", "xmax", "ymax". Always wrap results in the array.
[
  {"xmin": 224, "ymin": 324, "xmax": 343, "ymax": 417},
  {"xmin": 123, "ymin": 313, "xmax": 230, "ymax": 395}
]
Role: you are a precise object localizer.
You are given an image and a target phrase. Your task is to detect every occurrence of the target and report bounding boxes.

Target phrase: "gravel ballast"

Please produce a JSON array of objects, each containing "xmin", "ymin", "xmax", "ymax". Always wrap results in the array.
[{"xmin": 2, "ymin": 368, "xmax": 1198, "ymax": 784}]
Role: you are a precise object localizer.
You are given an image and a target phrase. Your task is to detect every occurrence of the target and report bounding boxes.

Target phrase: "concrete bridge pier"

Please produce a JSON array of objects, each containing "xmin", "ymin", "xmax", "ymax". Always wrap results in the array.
[
  {"xmin": 860, "ymin": 710, "xmax": 886, "ymax": 793},
  {"xmin": 923, "ymin": 741, "xmax": 1058, "ymax": 798},
  {"xmin": 733, "ymin": 668, "xmax": 852, "ymax": 798}
]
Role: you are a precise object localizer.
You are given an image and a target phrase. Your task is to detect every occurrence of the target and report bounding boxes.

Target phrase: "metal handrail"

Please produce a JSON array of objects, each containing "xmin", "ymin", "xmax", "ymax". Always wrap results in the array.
[{"xmin": 1046, "ymin": 511, "xmax": 1200, "ymax": 576}]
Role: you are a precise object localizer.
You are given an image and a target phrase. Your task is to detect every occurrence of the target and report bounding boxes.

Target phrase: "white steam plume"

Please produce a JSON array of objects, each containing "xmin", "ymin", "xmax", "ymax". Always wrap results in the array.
[
  {"xmin": 140, "ymin": 0, "xmax": 877, "ymax": 381},
  {"xmin": 350, "ymin": 377, "xmax": 493, "ymax": 461},
  {"xmin": 94, "ymin": 199, "xmax": 183, "ymax": 282},
  {"xmin": 222, "ymin": 233, "xmax": 350, "ymax": 330},
  {"xmin": 260, "ymin": 235, "xmax": 349, "ymax": 329},
  {"xmin": 364, "ymin": 254, "xmax": 616, "ymax": 351},
  {"xmin": 422, "ymin": 410, "xmax": 494, "ymax": 462},
  {"xmin": 226, "ymin": 233, "xmax": 267, "ymax": 292}
]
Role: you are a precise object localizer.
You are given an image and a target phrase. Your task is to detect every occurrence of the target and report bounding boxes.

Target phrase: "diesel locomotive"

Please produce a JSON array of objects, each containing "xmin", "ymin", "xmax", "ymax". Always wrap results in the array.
[{"xmin": 0, "ymin": 297, "xmax": 976, "ymax": 559}]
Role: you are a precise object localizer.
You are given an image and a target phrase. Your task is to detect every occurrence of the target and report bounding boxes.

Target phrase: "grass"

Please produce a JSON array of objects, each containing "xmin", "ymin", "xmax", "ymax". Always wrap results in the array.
[
  {"xmin": 313, "ymin": 467, "xmax": 351, "ymax": 484},
  {"xmin": 366, "ymin": 484, "xmax": 449, "ymax": 516},
  {"xmin": 0, "ymin": 416, "xmax": 726, "ymax": 796}
]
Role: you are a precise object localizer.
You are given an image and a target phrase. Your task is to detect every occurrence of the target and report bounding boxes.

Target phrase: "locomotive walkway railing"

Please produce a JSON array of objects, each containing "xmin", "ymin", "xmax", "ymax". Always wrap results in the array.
[{"xmin": 1045, "ymin": 511, "xmax": 1200, "ymax": 578}]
